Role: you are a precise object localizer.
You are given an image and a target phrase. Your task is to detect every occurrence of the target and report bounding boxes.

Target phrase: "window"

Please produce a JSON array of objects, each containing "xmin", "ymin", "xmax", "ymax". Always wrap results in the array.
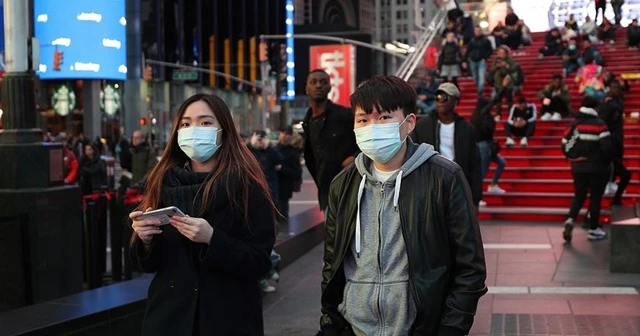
[{"xmin": 397, "ymin": 11, "xmax": 402, "ymax": 19}]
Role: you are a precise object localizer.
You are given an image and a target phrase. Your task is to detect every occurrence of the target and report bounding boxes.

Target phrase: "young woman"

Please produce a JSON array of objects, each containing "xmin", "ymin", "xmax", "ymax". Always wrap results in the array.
[
  {"xmin": 129, "ymin": 93, "xmax": 277, "ymax": 335},
  {"xmin": 79, "ymin": 142, "xmax": 106, "ymax": 194}
]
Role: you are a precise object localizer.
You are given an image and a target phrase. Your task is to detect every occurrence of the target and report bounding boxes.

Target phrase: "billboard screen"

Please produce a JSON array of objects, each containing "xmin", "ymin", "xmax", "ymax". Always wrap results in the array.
[
  {"xmin": 309, "ymin": 44, "xmax": 356, "ymax": 107},
  {"xmin": 511, "ymin": 0, "xmax": 640, "ymax": 33},
  {"xmin": 34, "ymin": 0, "xmax": 127, "ymax": 80}
]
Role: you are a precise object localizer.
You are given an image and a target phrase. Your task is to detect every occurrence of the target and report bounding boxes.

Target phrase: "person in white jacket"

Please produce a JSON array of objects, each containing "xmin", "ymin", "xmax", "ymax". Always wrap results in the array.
[{"xmin": 580, "ymin": 16, "xmax": 599, "ymax": 43}]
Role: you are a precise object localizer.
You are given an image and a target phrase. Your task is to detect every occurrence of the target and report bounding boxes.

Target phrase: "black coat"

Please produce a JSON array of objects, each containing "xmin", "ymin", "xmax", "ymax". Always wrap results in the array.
[
  {"xmin": 277, "ymin": 143, "xmax": 302, "ymax": 200},
  {"xmin": 321, "ymin": 142, "xmax": 487, "ymax": 336},
  {"xmin": 411, "ymin": 113, "xmax": 482, "ymax": 206},
  {"xmin": 79, "ymin": 156, "xmax": 106, "ymax": 194},
  {"xmin": 303, "ymin": 101, "xmax": 359, "ymax": 210},
  {"xmin": 131, "ymin": 166, "xmax": 276, "ymax": 336}
]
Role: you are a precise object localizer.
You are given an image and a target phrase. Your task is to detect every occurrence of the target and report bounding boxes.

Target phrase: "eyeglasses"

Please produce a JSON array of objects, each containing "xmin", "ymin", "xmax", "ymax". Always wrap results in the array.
[{"xmin": 435, "ymin": 94, "xmax": 451, "ymax": 103}]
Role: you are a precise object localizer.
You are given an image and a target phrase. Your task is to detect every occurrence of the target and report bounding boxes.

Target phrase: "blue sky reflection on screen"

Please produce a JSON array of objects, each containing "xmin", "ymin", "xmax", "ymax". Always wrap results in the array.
[{"xmin": 34, "ymin": 0, "xmax": 127, "ymax": 80}]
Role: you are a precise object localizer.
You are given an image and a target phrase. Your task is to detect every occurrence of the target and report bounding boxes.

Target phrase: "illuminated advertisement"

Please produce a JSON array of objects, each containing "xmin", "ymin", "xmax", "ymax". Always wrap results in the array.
[
  {"xmin": 34, "ymin": 0, "xmax": 127, "ymax": 80},
  {"xmin": 283, "ymin": 0, "xmax": 295, "ymax": 101},
  {"xmin": 511, "ymin": 0, "xmax": 640, "ymax": 33}
]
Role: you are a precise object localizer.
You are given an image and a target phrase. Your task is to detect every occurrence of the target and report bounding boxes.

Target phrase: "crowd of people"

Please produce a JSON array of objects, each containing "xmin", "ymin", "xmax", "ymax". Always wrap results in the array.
[{"xmin": 412, "ymin": 3, "xmax": 632, "ymax": 217}]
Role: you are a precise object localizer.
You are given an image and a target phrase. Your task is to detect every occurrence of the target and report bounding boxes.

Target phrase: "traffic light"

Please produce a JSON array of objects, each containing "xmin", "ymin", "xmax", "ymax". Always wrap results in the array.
[
  {"xmin": 259, "ymin": 42, "xmax": 268, "ymax": 62},
  {"xmin": 53, "ymin": 50, "xmax": 63, "ymax": 71},
  {"xmin": 139, "ymin": 117, "xmax": 147, "ymax": 126},
  {"xmin": 143, "ymin": 65, "xmax": 153, "ymax": 82}
]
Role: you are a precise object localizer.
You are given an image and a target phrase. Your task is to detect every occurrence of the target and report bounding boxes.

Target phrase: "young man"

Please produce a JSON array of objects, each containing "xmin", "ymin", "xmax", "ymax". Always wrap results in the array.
[
  {"xmin": 303, "ymin": 69, "xmax": 359, "ymax": 212},
  {"xmin": 411, "ymin": 83, "xmax": 482, "ymax": 208},
  {"xmin": 320, "ymin": 75, "xmax": 486, "ymax": 335},
  {"xmin": 466, "ymin": 26, "xmax": 494, "ymax": 96},
  {"xmin": 504, "ymin": 96, "xmax": 537, "ymax": 147},
  {"xmin": 538, "ymin": 73, "xmax": 571, "ymax": 121}
]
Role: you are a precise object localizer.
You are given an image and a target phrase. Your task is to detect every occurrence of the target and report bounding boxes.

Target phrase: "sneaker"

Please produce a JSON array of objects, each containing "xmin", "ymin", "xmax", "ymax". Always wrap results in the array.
[
  {"xmin": 551, "ymin": 112, "xmax": 562, "ymax": 121},
  {"xmin": 604, "ymin": 182, "xmax": 618, "ymax": 195},
  {"xmin": 259, "ymin": 280, "xmax": 276, "ymax": 293},
  {"xmin": 520, "ymin": 137, "xmax": 528, "ymax": 147},
  {"xmin": 479, "ymin": 200, "xmax": 487, "ymax": 207},
  {"xmin": 588, "ymin": 227, "xmax": 608, "ymax": 240},
  {"xmin": 540, "ymin": 113, "xmax": 552, "ymax": 121},
  {"xmin": 494, "ymin": 115, "xmax": 502, "ymax": 122},
  {"xmin": 563, "ymin": 219, "xmax": 574, "ymax": 242},
  {"xmin": 505, "ymin": 137, "xmax": 515, "ymax": 147},
  {"xmin": 487, "ymin": 184, "xmax": 506, "ymax": 193},
  {"xmin": 270, "ymin": 271, "xmax": 280, "ymax": 282}
]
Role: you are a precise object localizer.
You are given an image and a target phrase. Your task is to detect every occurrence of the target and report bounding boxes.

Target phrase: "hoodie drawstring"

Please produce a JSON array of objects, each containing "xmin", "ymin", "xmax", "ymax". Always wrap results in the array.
[
  {"xmin": 356, "ymin": 174, "xmax": 367, "ymax": 258},
  {"xmin": 355, "ymin": 170, "xmax": 404, "ymax": 258},
  {"xmin": 393, "ymin": 170, "xmax": 404, "ymax": 211}
]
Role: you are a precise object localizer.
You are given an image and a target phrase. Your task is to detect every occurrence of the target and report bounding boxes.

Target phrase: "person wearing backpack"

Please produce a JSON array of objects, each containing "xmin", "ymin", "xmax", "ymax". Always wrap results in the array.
[{"xmin": 561, "ymin": 96, "xmax": 613, "ymax": 242}]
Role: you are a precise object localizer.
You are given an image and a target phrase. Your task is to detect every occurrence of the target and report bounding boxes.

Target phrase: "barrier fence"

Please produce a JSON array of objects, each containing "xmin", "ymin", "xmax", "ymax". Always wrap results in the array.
[{"xmin": 82, "ymin": 188, "xmax": 144, "ymax": 289}]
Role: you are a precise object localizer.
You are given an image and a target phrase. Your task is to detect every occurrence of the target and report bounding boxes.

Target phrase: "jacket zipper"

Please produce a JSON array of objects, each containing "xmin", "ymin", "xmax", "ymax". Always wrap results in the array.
[{"xmin": 377, "ymin": 185, "xmax": 384, "ymax": 332}]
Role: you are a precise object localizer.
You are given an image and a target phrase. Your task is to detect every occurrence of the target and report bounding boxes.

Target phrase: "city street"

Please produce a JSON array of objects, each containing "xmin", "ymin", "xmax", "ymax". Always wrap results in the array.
[{"xmin": 264, "ymin": 168, "xmax": 640, "ymax": 336}]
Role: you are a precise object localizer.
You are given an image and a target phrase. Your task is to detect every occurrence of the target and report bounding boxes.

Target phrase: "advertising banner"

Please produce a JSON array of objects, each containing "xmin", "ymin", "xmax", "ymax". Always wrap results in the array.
[
  {"xmin": 309, "ymin": 44, "xmax": 356, "ymax": 107},
  {"xmin": 511, "ymin": 0, "xmax": 640, "ymax": 33},
  {"xmin": 34, "ymin": 0, "xmax": 127, "ymax": 80}
]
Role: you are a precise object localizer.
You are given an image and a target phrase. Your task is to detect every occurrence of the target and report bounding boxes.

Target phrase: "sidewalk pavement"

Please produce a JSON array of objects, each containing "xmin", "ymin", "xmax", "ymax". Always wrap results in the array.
[{"xmin": 263, "ymin": 221, "xmax": 640, "ymax": 336}]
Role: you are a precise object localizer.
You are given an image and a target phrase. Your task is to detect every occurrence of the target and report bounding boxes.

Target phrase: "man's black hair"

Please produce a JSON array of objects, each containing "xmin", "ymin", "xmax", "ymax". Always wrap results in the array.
[
  {"xmin": 307, "ymin": 69, "xmax": 329, "ymax": 81},
  {"xmin": 517, "ymin": 96, "xmax": 527, "ymax": 104},
  {"xmin": 552, "ymin": 73, "xmax": 563, "ymax": 80},
  {"xmin": 350, "ymin": 75, "xmax": 416, "ymax": 117}
]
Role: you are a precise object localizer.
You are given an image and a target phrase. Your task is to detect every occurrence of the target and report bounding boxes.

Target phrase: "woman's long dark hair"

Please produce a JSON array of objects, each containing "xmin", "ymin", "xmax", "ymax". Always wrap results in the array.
[
  {"xmin": 470, "ymin": 96, "xmax": 493, "ymax": 132},
  {"xmin": 130, "ymin": 93, "xmax": 276, "ymax": 244}
]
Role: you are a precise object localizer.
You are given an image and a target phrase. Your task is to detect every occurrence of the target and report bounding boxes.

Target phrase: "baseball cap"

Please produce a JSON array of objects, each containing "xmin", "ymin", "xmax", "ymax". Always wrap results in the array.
[
  {"xmin": 254, "ymin": 130, "xmax": 267, "ymax": 139},
  {"xmin": 280, "ymin": 126, "xmax": 293, "ymax": 135},
  {"xmin": 435, "ymin": 82, "xmax": 460, "ymax": 98}
]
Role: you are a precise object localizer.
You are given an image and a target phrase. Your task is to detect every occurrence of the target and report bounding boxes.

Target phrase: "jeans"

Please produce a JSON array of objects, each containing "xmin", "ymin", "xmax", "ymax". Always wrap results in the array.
[
  {"xmin": 260, "ymin": 250, "xmax": 282, "ymax": 280},
  {"xmin": 563, "ymin": 60, "xmax": 579, "ymax": 76},
  {"xmin": 469, "ymin": 59, "xmax": 487, "ymax": 94},
  {"xmin": 568, "ymin": 170, "xmax": 609, "ymax": 230},
  {"xmin": 584, "ymin": 87, "xmax": 605, "ymax": 101},
  {"xmin": 478, "ymin": 141, "xmax": 505, "ymax": 186},
  {"xmin": 417, "ymin": 100, "xmax": 436, "ymax": 114}
]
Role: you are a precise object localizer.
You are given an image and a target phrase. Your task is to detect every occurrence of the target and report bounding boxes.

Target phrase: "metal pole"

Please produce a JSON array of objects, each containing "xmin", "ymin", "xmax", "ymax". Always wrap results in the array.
[
  {"xmin": 260, "ymin": 34, "xmax": 408, "ymax": 59},
  {"xmin": 0, "ymin": 0, "xmax": 40, "ymax": 143},
  {"xmin": 145, "ymin": 59, "xmax": 264, "ymax": 89}
]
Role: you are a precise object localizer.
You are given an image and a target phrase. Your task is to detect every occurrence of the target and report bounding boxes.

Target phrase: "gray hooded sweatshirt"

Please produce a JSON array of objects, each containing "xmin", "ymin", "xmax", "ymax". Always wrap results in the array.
[{"xmin": 338, "ymin": 143, "xmax": 438, "ymax": 336}]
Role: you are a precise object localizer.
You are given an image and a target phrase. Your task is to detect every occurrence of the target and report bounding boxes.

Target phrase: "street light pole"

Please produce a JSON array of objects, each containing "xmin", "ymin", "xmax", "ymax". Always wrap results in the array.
[{"xmin": 0, "ymin": 0, "xmax": 83, "ymax": 307}]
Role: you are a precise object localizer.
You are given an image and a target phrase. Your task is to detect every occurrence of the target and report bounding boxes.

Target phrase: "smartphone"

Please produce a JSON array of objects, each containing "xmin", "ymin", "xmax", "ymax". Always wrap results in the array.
[{"xmin": 136, "ymin": 206, "xmax": 186, "ymax": 225}]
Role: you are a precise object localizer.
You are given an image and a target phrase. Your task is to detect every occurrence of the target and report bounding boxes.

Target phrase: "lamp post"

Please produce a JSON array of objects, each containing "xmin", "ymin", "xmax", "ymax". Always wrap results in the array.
[{"xmin": 0, "ymin": 0, "xmax": 83, "ymax": 308}]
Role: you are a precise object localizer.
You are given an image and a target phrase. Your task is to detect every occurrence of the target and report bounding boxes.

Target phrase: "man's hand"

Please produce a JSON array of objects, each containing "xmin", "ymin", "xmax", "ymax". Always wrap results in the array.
[
  {"xmin": 514, "ymin": 118, "xmax": 527, "ymax": 128},
  {"xmin": 543, "ymin": 98, "xmax": 551, "ymax": 105},
  {"xmin": 418, "ymin": 94, "xmax": 428, "ymax": 100}
]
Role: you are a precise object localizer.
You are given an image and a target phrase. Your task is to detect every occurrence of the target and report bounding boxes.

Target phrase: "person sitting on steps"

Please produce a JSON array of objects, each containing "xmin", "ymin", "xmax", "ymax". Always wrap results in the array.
[{"xmin": 504, "ymin": 96, "xmax": 536, "ymax": 147}]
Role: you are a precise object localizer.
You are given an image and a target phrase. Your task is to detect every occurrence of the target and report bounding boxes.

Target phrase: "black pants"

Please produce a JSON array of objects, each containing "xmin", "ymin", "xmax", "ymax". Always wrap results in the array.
[
  {"xmin": 568, "ymin": 171, "xmax": 609, "ymax": 230},
  {"xmin": 277, "ymin": 197, "xmax": 290, "ymax": 222},
  {"xmin": 611, "ymin": 158, "xmax": 631, "ymax": 204},
  {"xmin": 504, "ymin": 121, "xmax": 536, "ymax": 138},
  {"xmin": 493, "ymin": 87, "xmax": 515, "ymax": 117},
  {"xmin": 542, "ymin": 96, "xmax": 571, "ymax": 117},
  {"xmin": 595, "ymin": 3, "xmax": 606, "ymax": 24}
]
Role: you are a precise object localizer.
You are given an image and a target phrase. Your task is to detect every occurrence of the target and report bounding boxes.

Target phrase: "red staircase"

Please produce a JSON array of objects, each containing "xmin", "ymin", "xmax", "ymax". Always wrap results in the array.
[{"xmin": 455, "ymin": 31, "xmax": 640, "ymax": 222}]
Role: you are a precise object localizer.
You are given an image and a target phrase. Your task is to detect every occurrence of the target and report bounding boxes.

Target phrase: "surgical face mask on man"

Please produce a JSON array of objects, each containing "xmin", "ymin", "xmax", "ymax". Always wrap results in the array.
[
  {"xmin": 177, "ymin": 126, "xmax": 222, "ymax": 162},
  {"xmin": 354, "ymin": 116, "xmax": 409, "ymax": 163}
]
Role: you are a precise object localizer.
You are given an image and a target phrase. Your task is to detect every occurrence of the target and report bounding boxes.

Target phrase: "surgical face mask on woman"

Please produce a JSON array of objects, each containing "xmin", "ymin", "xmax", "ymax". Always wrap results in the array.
[
  {"xmin": 354, "ymin": 116, "xmax": 408, "ymax": 163},
  {"xmin": 177, "ymin": 126, "xmax": 222, "ymax": 162}
]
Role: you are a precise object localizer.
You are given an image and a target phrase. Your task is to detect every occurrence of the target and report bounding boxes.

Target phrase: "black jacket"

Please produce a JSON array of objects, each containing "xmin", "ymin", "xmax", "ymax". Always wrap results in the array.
[
  {"xmin": 131, "ymin": 166, "xmax": 276, "ymax": 335},
  {"xmin": 303, "ymin": 101, "xmax": 359, "ymax": 210},
  {"xmin": 466, "ymin": 36, "xmax": 493, "ymax": 63},
  {"xmin": 250, "ymin": 145, "xmax": 283, "ymax": 201},
  {"xmin": 470, "ymin": 98, "xmax": 496, "ymax": 143},
  {"xmin": 79, "ymin": 156, "xmax": 106, "ymax": 194},
  {"xmin": 277, "ymin": 143, "xmax": 303, "ymax": 200},
  {"xmin": 411, "ymin": 113, "xmax": 482, "ymax": 206},
  {"xmin": 438, "ymin": 42, "xmax": 462, "ymax": 67},
  {"xmin": 562, "ymin": 107, "xmax": 613, "ymax": 173},
  {"xmin": 320, "ymin": 142, "xmax": 487, "ymax": 336}
]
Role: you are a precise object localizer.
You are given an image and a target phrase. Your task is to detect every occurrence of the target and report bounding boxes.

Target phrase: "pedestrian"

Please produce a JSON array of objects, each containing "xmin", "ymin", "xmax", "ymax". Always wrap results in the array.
[
  {"xmin": 303, "ymin": 69, "xmax": 359, "ymax": 213},
  {"xmin": 319, "ymin": 75, "xmax": 487, "ymax": 335},
  {"xmin": 562, "ymin": 96, "xmax": 612, "ymax": 242},
  {"xmin": 129, "ymin": 93, "xmax": 277, "ymax": 335},
  {"xmin": 411, "ymin": 82, "xmax": 483, "ymax": 208}
]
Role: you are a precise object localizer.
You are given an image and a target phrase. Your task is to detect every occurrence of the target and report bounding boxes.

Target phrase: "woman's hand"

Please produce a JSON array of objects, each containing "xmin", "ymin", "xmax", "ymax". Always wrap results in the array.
[
  {"xmin": 170, "ymin": 215, "xmax": 214, "ymax": 244},
  {"xmin": 130, "ymin": 207, "xmax": 163, "ymax": 245}
]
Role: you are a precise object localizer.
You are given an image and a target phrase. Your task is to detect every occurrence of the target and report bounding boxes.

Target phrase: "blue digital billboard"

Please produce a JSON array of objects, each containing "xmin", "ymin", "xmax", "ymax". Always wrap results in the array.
[{"xmin": 34, "ymin": 0, "xmax": 127, "ymax": 80}]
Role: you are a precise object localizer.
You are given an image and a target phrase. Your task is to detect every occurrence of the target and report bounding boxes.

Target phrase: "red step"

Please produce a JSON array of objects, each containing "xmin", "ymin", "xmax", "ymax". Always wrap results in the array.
[
  {"xmin": 493, "ymin": 135, "xmax": 640, "ymax": 146},
  {"xmin": 477, "ymin": 206, "xmax": 608, "ymax": 223},
  {"xmin": 486, "ymin": 167, "xmax": 640, "ymax": 180},
  {"xmin": 481, "ymin": 191, "xmax": 639, "ymax": 208},
  {"xmin": 492, "ymin": 156, "xmax": 639, "ymax": 168},
  {"xmin": 483, "ymin": 179, "xmax": 640, "ymax": 194},
  {"xmin": 499, "ymin": 145, "xmax": 640, "ymax": 156}
]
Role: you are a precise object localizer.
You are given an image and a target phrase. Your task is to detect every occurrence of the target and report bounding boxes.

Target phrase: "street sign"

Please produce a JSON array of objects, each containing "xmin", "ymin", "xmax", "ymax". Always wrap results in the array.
[{"xmin": 172, "ymin": 70, "xmax": 198, "ymax": 81}]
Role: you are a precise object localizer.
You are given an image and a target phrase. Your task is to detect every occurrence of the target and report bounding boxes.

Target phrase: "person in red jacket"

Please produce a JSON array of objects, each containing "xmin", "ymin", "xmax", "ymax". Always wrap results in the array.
[{"xmin": 63, "ymin": 146, "xmax": 79, "ymax": 184}]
